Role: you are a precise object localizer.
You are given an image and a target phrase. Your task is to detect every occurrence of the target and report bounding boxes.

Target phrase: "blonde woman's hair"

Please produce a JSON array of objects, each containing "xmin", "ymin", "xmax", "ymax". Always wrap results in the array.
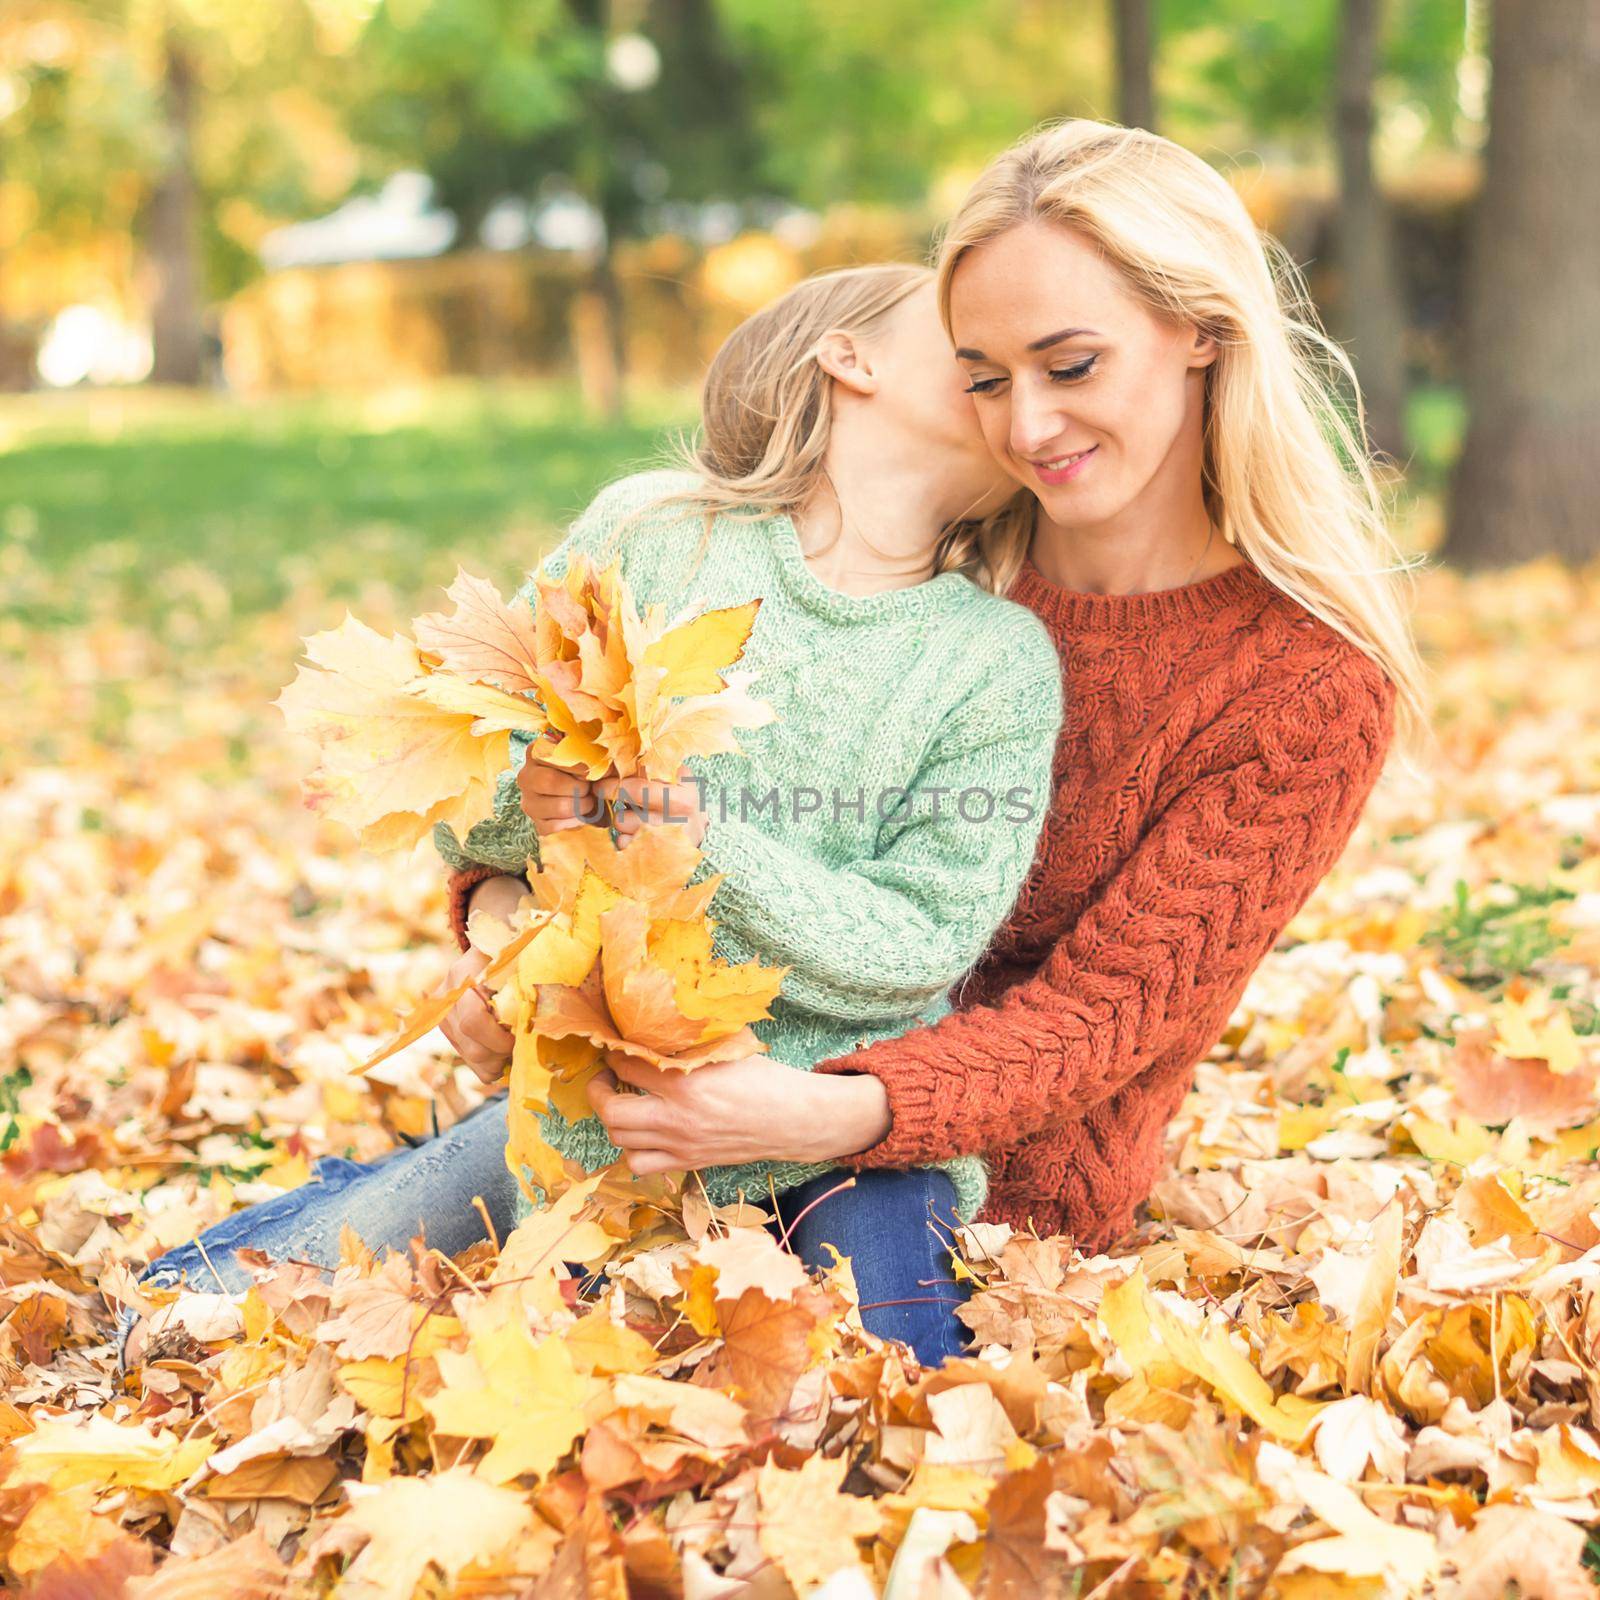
[
  {"xmin": 935, "ymin": 118, "xmax": 1434, "ymax": 775},
  {"xmin": 609, "ymin": 262, "xmax": 1035, "ymax": 594}
]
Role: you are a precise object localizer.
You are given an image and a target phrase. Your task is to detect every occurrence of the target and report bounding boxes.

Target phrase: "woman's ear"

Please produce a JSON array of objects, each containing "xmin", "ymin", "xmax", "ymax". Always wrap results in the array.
[{"xmin": 814, "ymin": 329, "xmax": 879, "ymax": 395}]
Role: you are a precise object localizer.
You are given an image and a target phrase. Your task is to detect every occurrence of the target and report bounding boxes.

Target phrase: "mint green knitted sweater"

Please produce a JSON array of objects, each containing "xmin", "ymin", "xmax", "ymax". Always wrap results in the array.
[{"xmin": 434, "ymin": 470, "xmax": 1064, "ymax": 1222}]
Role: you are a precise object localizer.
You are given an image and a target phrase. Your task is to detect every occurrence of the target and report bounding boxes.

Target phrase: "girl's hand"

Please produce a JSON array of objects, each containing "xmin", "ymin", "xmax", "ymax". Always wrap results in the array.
[
  {"xmin": 437, "ymin": 944, "xmax": 512, "ymax": 1085},
  {"xmin": 586, "ymin": 1054, "xmax": 892, "ymax": 1172},
  {"xmin": 517, "ymin": 748, "xmax": 603, "ymax": 835},
  {"xmin": 592, "ymin": 766, "xmax": 708, "ymax": 850}
]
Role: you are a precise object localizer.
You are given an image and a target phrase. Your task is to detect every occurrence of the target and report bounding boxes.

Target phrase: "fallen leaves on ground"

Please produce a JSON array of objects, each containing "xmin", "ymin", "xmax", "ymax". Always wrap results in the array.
[{"xmin": 0, "ymin": 555, "xmax": 1598, "ymax": 1595}]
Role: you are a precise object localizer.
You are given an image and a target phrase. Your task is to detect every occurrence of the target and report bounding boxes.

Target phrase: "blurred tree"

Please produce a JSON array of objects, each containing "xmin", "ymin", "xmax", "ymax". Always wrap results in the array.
[
  {"xmin": 1331, "ymin": 0, "xmax": 1407, "ymax": 460},
  {"xmin": 347, "ymin": 0, "xmax": 762, "ymax": 417},
  {"xmin": 0, "ymin": 5, "xmax": 156, "ymax": 347},
  {"xmin": 1157, "ymin": 0, "xmax": 1462, "ymax": 459},
  {"xmin": 720, "ymin": 0, "xmax": 1103, "ymax": 209},
  {"xmin": 1446, "ymin": 0, "xmax": 1600, "ymax": 566},
  {"xmin": 1111, "ymin": 0, "xmax": 1156, "ymax": 131},
  {"xmin": 143, "ymin": 17, "xmax": 202, "ymax": 382},
  {"xmin": 1, "ymin": 0, "xmax": 358, "ymax": 384},
  {"xmin": 1158, "ymin": 0, "xmax": 1462, "ymax": 159},
  {"xmin": 5, "ymin": 0, "xmax": 1484, "ymax": 407}
]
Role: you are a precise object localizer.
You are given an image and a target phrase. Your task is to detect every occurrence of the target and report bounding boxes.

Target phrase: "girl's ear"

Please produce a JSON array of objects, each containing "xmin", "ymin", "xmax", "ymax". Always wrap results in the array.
[
  {"xmin": 815, "ymin": 329, "xmax": 879, "ymax": 395},
  {"xmin": 1187, "ymin": 325, "xmax": 1220, "ymax": 369}
]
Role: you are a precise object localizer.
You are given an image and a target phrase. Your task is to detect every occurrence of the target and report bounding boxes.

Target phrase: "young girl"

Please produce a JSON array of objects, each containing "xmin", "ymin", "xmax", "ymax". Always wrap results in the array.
[{"xmin": 122, "ymin": 263, "xmax": 1065, "ymax": 1369}]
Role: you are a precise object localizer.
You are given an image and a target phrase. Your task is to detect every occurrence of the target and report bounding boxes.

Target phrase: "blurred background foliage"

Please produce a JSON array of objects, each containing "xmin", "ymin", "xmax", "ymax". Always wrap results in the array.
[{"xmin": 0, "ymin": 0, "xmax": 1596, "ymax": 619}]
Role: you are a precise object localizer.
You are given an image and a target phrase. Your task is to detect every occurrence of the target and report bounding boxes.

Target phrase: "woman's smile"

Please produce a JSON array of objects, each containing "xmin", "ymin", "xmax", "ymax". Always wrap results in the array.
[{"xmin": 1029, "ymin": 444, "xmax": 1097, "ymax": 485}]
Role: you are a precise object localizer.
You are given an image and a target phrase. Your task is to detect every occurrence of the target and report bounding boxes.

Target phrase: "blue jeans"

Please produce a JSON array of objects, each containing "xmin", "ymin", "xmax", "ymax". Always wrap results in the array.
[{"xmin": 122, "ymin": 1094, "xmax": 969, "ymax": 1368}]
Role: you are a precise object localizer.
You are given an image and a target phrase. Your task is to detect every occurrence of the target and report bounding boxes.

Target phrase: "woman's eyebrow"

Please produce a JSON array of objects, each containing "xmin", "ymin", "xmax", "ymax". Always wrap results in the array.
[{"xmin": 955, "ymin": 327, "xmax": 1101, "ymax": 361}]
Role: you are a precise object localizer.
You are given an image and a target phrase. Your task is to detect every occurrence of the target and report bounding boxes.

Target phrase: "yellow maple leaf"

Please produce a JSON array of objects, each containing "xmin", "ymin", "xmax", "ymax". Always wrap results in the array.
[
  {"xmin": 425, "ymin": 1304, "xmax": 599, "ymax": 1484},
  {"xmin": 525, "ymin": 554, "xmax": 774, "ymax": 782},
  {"xmin": 1400, "ymin": 1110, "xmax": 1499, "ymax": 1167},
  {"xmin": 7, "ymin": 1482, "xmax": 126, "ymax": 1577},
  {"xmin": 505, "ymin": 1033, "xmax": 588, "ymax": 1205},
  {"xmin": 533, "ymin": 824, "xmax": 721, "ymax": 922},
  {"xmin": 603, "ymin": 1373, "xmax": 750, "ymax": 1449},
  {"xmin": 562, "ymin": 1312, "xmax": 659, "ymax": 1377},
  {"xmin": 1100, "ymin": 1266, "xmax": 1324, "ymax": 1443},
  {"xmin": 402, "ymin": 667, "xmax": 557, "ymax": 736},
  {"xmin": 1491, "ymin": 995, "xmax": 1586, "ymax": 1075},
  {"xmin": 640, "ymin": 598, "xmax": 762, "ymax": 696},
  {"xmin": 9, "ymin": 1414, "xmax": 214, "ymax": 1492},
  {"xmin": 335, "ymin": 1466, "xmax": 532, "ymax": 1600},
  {"xmin": 493, "ymin": 1167, "xmax": 615, "ymax": 1287},
  {"xmin": 413, "ymin": 567, "xmax": 543, "ymax": 694},
  {"xmin": 756, "ymin": 1454, "xmax": 882, "ymax": 1593},
  {"xmin": 514, "ymin": 867, "xmax": 617, "ymax": 993},
  {"xmin": 1261, "ymin": 1443, "xmax": 1439, "ymax": 1587},
  {"xmin": 274, "ymin": 613, "xmax": 541, "ymax": 854},
  {"xmin": 649, "ymin": 916, "xmax": 787, "ymax": 1030},
  {"xmin": 338, "ymin": 1356, "xmax": 421, "ymax": 1422}
]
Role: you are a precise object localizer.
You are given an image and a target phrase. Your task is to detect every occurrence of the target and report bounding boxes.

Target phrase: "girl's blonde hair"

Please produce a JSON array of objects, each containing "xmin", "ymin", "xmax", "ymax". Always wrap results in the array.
[
  {"xmin": 618, "ymin": 262, "xmax": 1035, "ymax": 594},
  {"xmin": 934, "ymin": 119, "xmax": 1433, "ymax": 773}
]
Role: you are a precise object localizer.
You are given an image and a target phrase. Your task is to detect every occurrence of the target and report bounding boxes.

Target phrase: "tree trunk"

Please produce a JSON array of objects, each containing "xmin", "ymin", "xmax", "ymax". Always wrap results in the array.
[
  {"xmin": 573, "ymin": 234, "xmax": 628, "ymax": 423},
  {"xmin": 564, "ymin": 0, "xmax": 628, "ymax": 420},
  {"xmin": 145, "ymin": 27, "xmax": 205, "ymax": 386},
  {"xmin": 1446, "ymin": 0, "xmax": 1600, "ymax": 568},
  {"xmin": 1111, "ymin": 0, "xmax": 1156, "ymax": 131},
  {"xmin": 1331, "ymin": 0, "xmax": 1408, "ymax": 462}
]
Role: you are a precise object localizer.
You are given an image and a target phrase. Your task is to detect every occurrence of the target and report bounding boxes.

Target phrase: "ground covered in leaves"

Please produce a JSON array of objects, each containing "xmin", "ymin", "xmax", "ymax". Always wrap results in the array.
[{"xmin": 2, "ymin": 552, "xmax": 1599, "ymax": 1598}]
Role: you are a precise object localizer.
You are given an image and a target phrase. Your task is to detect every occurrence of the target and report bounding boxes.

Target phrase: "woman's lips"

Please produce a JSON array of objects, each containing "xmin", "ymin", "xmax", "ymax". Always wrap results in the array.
[{"xmin": 1031, "ymin": 445, "xmax": 1097, "ymax": 486}]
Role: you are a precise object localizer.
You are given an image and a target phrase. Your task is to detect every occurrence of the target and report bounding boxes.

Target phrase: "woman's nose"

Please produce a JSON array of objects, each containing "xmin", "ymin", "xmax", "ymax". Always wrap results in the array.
[{"xmin": 1008, "ymin": 385, "xmax": 1065, "ymax": 458}]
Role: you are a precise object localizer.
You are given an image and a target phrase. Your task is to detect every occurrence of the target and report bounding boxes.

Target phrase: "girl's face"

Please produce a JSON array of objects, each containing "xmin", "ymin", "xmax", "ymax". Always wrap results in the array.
[
  {"xmin": 947, "ymin": 221, "xmax": 1216, "ymax": 529},
  {"xmin": 876, "ymin": 282, "xmax": 1017, "ymax": 518}
]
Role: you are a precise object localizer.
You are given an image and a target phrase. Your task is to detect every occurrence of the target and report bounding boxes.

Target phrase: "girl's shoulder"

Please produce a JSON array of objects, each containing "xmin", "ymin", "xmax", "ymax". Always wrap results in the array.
[
  {"xmin": 946, "ymin": 586, "xmax": 1064, "ymax": 689},
  {"xmin": 908, "ymin": 589, "xmax": 1065, "ymax": 751},
  {"xmin": 569, "ymin": 468, "xmax": 709, "ymax": 552}
]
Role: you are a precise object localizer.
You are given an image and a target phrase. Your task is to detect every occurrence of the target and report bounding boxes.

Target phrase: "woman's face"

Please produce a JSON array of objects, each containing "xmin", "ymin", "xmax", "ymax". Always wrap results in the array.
[
  {"xmin": 876, "ymin": 281, "xmax": 1017, "ymax": 518},
  {"xmin": 947, "ymin": 221, "xmax": 1215, "ymax": 529}
]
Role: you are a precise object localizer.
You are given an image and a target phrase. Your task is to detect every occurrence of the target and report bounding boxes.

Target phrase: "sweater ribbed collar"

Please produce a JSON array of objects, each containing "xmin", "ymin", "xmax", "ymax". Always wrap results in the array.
[
  {"xmin": 766, "ymin": 510, "xmax": 975, "ymax": 622},
  {"xmin": 1009, "ymin": 552, "xmax": 1272, "ymax": 634}
]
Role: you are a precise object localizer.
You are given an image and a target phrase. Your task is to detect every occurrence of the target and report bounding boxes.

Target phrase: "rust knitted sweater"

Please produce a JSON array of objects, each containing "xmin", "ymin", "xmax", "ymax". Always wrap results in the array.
[
  {"xmin": 812, "ymin": 554, "xmax": 1396, "ymax": 1249},
  {"xmin": 448, "ymin": 554, "xmax": 1397, "ymax": 1251}
]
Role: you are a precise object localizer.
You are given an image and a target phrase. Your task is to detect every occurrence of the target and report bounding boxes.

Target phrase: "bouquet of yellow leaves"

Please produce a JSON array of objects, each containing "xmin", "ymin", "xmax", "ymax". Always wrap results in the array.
[
  {"xmin": 469, "ymin": 824, "xmax": 787, "ymax": 1203},
  {"xmin": 273, "ymin": 554, "xmax": 774, "ymax": 853},
  {"xmin": 276, "ymin": 550, "xmax": 788, "ymax": 1204}
]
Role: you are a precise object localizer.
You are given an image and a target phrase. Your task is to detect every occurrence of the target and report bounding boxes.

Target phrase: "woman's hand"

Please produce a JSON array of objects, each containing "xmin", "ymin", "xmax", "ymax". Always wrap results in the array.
[
  {"xmin": 517, "ymin": 748, "xmax": 603, "ymax": 835},
  {"xmin": 586, "ymin": 1054, "xmax": 892, "ymax": 1174},
  {"xmin": 593, "ymin": 766, "xmax": 708, "ymax": 850}
]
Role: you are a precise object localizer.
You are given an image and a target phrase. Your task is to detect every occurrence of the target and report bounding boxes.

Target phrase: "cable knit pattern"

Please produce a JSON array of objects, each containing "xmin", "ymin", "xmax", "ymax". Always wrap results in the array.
[
  {"xmin": 812, "ymin": 553, "xmax": 1398, "ymax": 1251},
  {"xmin": 437, "ymin": 471, "xmax": 1064, "ymax": 1222}
]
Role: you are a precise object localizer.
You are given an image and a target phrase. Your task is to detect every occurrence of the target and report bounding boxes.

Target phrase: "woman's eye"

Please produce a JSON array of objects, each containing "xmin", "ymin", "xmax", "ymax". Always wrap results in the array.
[
  {"xmin": 1050, "ymin": 358, "xmax": 1097, "ymax": 383},
  {"xmin": 963, "ymin": 376, "xmax": 1004, "ymax": 394}
]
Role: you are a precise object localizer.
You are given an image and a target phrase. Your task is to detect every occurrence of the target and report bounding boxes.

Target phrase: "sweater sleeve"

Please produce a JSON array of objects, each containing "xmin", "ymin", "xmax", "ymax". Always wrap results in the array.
[
  {"xmin": 695, "ymin": 616, "xmax": 1064, "ymax": 1023},
  {"xmin": 812, "ymin": 649, "xmax": 1397, "ymax": 1162}
]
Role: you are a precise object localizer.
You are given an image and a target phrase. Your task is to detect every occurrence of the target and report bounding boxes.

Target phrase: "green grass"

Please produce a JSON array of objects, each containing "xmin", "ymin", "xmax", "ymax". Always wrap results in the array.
[
  {"xmin": 1421, "ymin": 877, "xmax": 1577, "ymax": 993},
  {"xmin": 0, "ymin": 375, "xmax": 1464, "ymax": 628},
  {"xmin": 0, "ymin": 379, "xmax": 697, "ymax": 623}
]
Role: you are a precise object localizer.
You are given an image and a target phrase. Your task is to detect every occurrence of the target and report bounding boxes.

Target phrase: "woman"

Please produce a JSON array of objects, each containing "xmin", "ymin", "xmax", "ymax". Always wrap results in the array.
[
  {"xmin": 464, "ymin": 118, "xmax": 1430, "ymax": 1248},
  {"xmin": 121, "ymin": 261, "xmax": 1064, "ymax": 1370}
]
